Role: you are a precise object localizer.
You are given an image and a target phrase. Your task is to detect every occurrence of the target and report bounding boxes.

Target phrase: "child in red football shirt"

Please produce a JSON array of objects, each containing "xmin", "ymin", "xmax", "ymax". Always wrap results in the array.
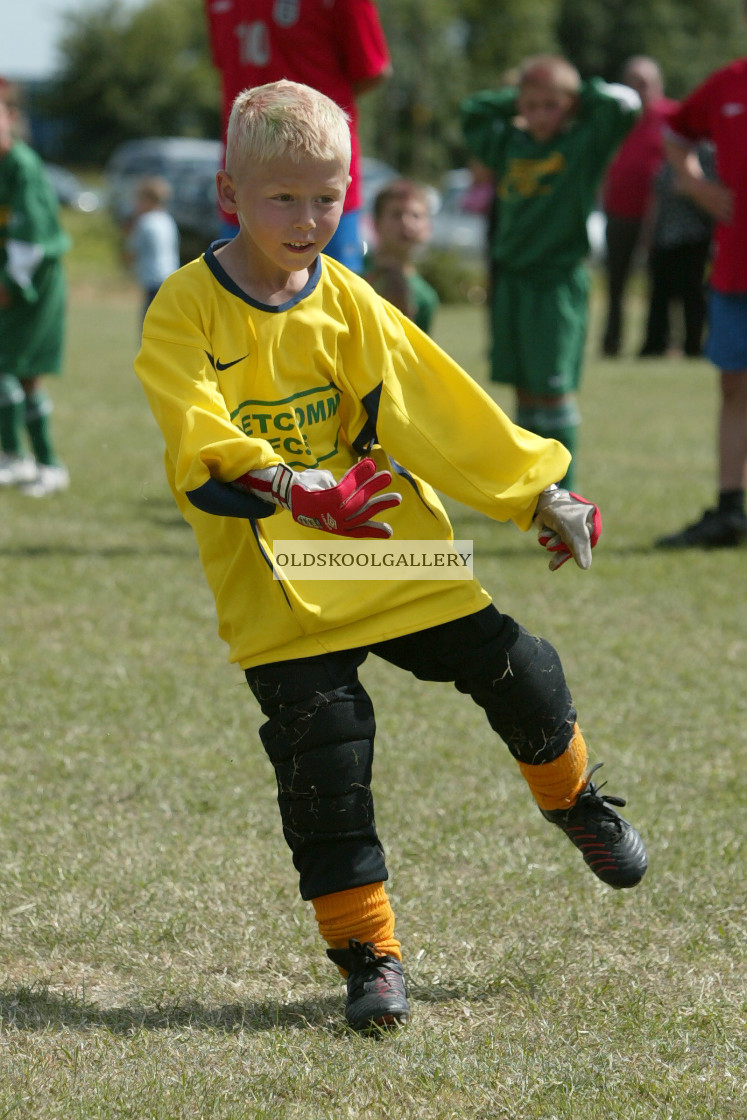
[
  {"xmin": 204, "ymin": 0, "xmax": 391, "ymax": 271},
  {"xmin": 655, "ymin": 53, "xmax": 747, "ymax": 548}
]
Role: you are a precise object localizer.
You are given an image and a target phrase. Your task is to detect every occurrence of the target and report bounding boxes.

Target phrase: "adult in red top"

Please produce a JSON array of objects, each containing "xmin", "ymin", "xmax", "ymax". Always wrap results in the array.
[
  {"xmin": 665, "ymin": 59, "xmax": 747, "ymax": 295},
  {"xmin": 655, "ymin": 53, "xmax": 747, "ymax": 549},
  {"xmin": 205, "ymin": 0, "xmax": 391, "ymax": 271},
  {"xmin": 600, "ymin": 56, "xmax": 677, "ymax": 356}
]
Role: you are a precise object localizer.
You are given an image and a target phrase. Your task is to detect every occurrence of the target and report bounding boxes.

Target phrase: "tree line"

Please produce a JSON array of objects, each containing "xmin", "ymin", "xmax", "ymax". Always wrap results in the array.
[{"xmin": 37, "ymin": 0, "xmax": 747, "ymax": 176}]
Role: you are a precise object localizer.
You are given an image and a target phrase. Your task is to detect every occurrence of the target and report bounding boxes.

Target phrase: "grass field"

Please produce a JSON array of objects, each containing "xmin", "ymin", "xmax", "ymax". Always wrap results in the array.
[{"xmin": 1, "ymin": 223, "xmax": 745, "ymax": 1118}]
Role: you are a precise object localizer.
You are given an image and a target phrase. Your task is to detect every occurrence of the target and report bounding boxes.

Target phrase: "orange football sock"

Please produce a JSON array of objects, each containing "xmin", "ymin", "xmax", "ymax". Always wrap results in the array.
[
  {"xmin": 517, "ymin": 723, "xmax": 589, "ymax": 811},
  {"xmin": 313, "ymin": 882, "xmax": 400, "ymax": 975}
]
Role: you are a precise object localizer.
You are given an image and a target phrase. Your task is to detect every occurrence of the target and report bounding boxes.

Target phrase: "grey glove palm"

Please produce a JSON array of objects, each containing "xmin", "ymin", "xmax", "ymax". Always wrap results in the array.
[{"xmin": 533, "ymin": 485, "xmax": 602, "ymax": 571}]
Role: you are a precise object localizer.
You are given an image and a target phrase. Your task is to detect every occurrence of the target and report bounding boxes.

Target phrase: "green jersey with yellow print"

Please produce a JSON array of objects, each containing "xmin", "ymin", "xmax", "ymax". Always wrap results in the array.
[{"xmin": 461, "ymin": 80, "xmax": 638, "ymax": 276}]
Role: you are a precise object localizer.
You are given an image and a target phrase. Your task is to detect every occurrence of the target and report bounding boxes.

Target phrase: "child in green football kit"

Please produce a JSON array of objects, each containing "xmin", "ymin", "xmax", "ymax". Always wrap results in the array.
[
  {"xmin": 135, "ymin": 80, "xmax": 647, "ymax": 1034},
  {"xmin": 0, "ymin": 77, "xmax": 70, "ymax": 496},
  {"xmin": 462, "ymin": 56, "xmax": 640, "ymax": 489}
]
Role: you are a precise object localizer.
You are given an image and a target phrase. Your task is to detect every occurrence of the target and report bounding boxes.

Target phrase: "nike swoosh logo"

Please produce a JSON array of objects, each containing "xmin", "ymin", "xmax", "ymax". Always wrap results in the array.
[
  {"xmin": 216, "ymin": 354, "xmax": 250, "ymax": 371},
  {"xmin": 205, "ymin": 351, "xmax": 250, "ymax": 371}
]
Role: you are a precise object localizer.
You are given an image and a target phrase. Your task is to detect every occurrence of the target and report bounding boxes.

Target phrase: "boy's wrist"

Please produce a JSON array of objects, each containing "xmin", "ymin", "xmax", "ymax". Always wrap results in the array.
[
  {"xmin": 233, "ymin": 464, "xmax": 291, "ymax": 510},
  {"xmin": 234, "ymin": 460, "xmax": 402, "ymax": 539},
  {"xmin": 533, "ymin": 486, "xmax": 602, "ymax": 571}
]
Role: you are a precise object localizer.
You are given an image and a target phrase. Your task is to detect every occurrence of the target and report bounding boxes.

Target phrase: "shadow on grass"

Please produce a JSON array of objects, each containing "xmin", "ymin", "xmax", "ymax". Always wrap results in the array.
[
  {"xmin": 0, "ymin": 543, "xmax": 191, "ymax": 559},
  {"xmin": 471, "ymin": 541, "xmax": 670, "ymax": 561},
  {"xmin": 0, "ymin": 539, "xmax": 686, "ymax": 563},
  {"xmin": 439, "ymin": 516, "xmax": 674, "ymax": 560},
  {"xmin": 0, "ymin": 986, "xmax": 342, "ymax": 1034},
  {"xmin": 0, "ymin": 981, "xmax": 480, "ymax": 1035},
  {"xmin": 138, "ymin": 496, "xmax": 193, "ymax": 529},
  {"xmin": 144, "ymin": 515, "xmax": 192, "ymax": 529}
]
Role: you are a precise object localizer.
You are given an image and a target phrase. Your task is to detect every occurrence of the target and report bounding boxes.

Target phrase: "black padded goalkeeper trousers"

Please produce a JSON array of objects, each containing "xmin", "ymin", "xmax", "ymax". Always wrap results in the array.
[{"xmin": 245, "ymin": 605, "xmax": 576, "ymax": 899}]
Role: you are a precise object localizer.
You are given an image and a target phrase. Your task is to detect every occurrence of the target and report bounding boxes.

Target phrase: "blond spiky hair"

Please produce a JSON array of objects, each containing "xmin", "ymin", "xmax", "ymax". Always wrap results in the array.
[
  {"xmin": 518, "ymin": 55, "xmax": 581, "ymax": 96},
  {"xmin": 225, "ymin": 80, "xmax": 352, "ymax": 176}
]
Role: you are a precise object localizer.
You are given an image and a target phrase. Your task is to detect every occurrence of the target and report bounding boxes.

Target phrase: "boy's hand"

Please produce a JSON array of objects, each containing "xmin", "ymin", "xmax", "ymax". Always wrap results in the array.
[
  {"xmin": 234, "ymin": 458, "xmax": 402, "ymax": 539},
  {"xmin": 686, "ymin": 179, "xmax": 733, "ymax": 224},
  {"xmin": 533, "ymin": 485, "xmax": 602, "ymax": 571}
]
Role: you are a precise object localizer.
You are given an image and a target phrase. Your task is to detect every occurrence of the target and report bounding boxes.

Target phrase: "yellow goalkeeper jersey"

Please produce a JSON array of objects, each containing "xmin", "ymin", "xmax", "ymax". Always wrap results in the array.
[{"xmin": 134, "ymin": 249, "xmax": 569, "ymax": 669}]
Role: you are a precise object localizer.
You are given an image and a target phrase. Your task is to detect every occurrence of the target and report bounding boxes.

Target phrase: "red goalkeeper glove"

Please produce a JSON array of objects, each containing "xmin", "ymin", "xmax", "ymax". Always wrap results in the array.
[
  {"xmin": 233, "ymin": 458, "xmax": 402, "ymax": 539},
  {"xmin": 533, "ymin": 485, "xmax": 602, "ymax": 571}
]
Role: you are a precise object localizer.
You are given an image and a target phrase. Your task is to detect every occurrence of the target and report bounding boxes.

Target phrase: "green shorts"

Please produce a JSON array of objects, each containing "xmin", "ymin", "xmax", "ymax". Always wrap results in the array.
[
  {"xmin": 490, "ymin": 264, "xmax": 590, "ymax": 394},
  {"xmin": 0, "ymin": 257, "xmax": 67, "ymax": 378}
]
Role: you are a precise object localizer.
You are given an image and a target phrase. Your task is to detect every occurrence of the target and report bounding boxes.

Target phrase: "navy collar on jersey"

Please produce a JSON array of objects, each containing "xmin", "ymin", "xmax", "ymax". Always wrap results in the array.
[{"xmin": 204, "ymin": 241, "xmax": 322, "ymax": 312}]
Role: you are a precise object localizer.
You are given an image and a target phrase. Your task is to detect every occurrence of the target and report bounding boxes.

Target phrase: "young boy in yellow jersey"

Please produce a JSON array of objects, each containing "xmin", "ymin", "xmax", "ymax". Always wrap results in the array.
[{"xmin": 135, "ymin": 80, "xmax": 647, "ymax": 1034}]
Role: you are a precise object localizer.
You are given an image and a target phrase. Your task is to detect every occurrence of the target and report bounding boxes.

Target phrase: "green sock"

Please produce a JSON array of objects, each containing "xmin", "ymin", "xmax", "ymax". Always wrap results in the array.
[
  {"xmin": 24, "ymin": 391, "xmax": 58, "ymax": 466},
  {"xmin": 542, "ymin": 420, "xmax": 578, "ymax": 491},
  {"xmin": 517, "ymin": 402, "xmax": 581, "ymax": 490},
  {"xmin": 0, "ymin": 375, "xmax": 26, "ymax": 455}
]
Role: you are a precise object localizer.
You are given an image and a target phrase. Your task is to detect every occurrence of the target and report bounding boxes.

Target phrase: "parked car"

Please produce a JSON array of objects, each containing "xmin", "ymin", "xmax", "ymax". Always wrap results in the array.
[
  {"xmin": 360, "ymin": 156, "xmax": 399, "ymax": 209},
  {"xmin": 104, "ymin": 137, "xmax": 223, "ymax": 262},
  {"xmin": 429, "ymin": 168, "xmax": 489, "ymax": 261},
  {"xmin": 44, "ymin": 163, "xmax": 100, "ymax": 213},
  {"xmin": 586, "ymin": 208, "xmax": 607, "ymax": 265}
]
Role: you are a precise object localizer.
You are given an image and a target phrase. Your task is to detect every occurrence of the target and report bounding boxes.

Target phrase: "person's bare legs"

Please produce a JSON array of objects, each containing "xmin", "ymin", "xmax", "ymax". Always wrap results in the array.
[
  {"xmin": 718, "ymin": 369, "xmax": 747, "ymax": 489},
  {"xmin": 655, "ymin": 368, "xmax": 747, "ymax": 547}
]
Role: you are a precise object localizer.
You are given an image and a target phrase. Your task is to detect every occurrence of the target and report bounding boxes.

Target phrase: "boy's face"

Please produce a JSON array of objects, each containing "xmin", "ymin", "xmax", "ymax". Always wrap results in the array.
[
  {"xmin": 375, "ymin": 195, "xmax": 431, "ymax": 261},
  {"xmin": 0, "ymin": 100, "xmax": 16, "ymax": 153},
  {"xmin": 517, "ymin": 83, "xmax": 577, "ymax": 143},
  {"xmin": 217, "ymin": 152, "xmax": 349, "ymax": 273},
  {"xmin": 623, "ymin": 61, "xmax": 662, "ymax": 109}
]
